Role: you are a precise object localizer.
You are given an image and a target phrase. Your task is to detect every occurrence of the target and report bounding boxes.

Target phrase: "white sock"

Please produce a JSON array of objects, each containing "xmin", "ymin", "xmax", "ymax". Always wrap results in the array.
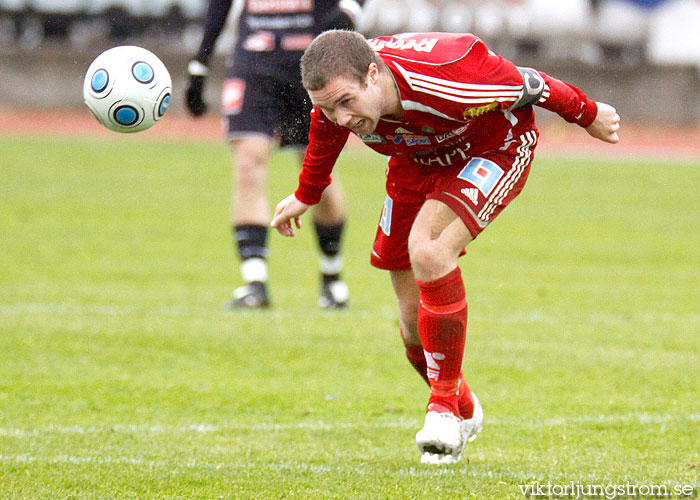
[
  {"xmin": 241, "ymin": 257, "xmax": 267, "ymax": 283},
  {"xmin": 319, "ymin": 254, "xmax": 343, "ymax": 276}
]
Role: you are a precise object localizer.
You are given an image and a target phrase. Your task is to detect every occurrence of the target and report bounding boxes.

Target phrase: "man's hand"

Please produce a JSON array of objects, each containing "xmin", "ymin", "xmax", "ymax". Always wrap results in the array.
[
  {"xmin": 185, "ymin": 60, "xmax": 209, "ymax": 117},
  {"xmin": 585, "ymin": 102, "xmax": 620, "ymax": 144},
  {"xmin": 270, "ymin": 194, "xmax": 310, "ymax": 237}
]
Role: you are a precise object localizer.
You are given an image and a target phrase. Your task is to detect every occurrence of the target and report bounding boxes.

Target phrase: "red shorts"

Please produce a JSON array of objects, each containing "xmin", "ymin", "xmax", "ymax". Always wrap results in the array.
[{"xmin": 370, "ymin": 131, "xmax": 538, "ymax": 270}]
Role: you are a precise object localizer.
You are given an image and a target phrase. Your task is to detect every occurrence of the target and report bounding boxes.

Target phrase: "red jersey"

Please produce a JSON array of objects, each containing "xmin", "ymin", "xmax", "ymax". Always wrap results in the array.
[{"xmin": 295, "ymin": 32, "xmax": 598, "ymax": 205}]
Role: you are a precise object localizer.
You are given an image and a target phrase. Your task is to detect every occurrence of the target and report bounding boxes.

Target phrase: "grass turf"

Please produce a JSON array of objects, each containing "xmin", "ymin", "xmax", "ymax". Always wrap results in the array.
[{"xmin": 0, "ymin": 135, "xmax": 698, "ymax": 499}]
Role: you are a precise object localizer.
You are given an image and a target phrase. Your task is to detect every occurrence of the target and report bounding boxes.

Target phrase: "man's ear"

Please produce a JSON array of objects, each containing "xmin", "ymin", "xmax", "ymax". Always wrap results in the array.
[{"xmin": 367, "ymin": 63, "xmax": 379, "ymax": 84}]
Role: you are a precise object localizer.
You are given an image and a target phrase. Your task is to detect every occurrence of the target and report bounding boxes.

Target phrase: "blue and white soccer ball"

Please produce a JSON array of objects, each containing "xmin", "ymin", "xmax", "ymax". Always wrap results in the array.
[{"xmin": 83, "ymin": 46, "xmax": 171, "ymax": 133}]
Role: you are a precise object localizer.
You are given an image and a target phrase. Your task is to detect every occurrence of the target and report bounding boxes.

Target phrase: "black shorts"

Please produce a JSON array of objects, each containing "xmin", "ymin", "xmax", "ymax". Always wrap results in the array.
[{"xmin": 221, "ymin": 61, "xmax": 311, "ymax": 148}]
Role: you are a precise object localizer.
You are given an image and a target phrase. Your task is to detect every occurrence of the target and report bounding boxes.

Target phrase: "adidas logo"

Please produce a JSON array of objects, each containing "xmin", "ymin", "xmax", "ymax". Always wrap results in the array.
[{"xmin": 461, "ymin": 187, "xmax": 479, "ymax": 205}]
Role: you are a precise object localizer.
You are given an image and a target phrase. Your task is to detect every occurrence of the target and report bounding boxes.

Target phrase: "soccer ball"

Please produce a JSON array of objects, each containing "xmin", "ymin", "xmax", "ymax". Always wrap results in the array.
[{"xmin": 83, "ymin": 46, "xmax": 171, "ymax": 133}]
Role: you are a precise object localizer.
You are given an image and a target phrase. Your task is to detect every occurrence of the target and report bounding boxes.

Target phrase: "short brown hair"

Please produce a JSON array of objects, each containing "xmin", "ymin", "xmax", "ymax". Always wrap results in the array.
[{"xmin": 301, "ymin": 30, "xmax": 382, "ymax": 91}]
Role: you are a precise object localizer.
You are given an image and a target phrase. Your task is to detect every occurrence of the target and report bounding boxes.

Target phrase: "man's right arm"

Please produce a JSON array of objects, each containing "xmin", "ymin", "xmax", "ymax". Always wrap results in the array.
[
  {"xmin": 294, "ymin": 108, "xmax": 351, "ymax": 205},
  {"xmin": 270, "ymin": 194, "xmax": 310, "ymax": 237},
  {"xmin": 272, "ymin": 109, "xmax": 350, "ymax": 236}
]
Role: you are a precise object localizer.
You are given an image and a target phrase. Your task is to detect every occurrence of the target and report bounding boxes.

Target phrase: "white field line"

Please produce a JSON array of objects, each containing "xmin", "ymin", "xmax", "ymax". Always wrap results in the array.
[
  {"xmin": 0, "ymin": 453, "xmax": 698, "ymax": 488},
  {"xmin": 1, "ymin": 302, "xmax": 699, "ymax": 325},
  {"xmin": 1, "ymin": 413, "xmax": 698, "ymax": 438},
  {"xmin": 0, "ymin": 302, "xmax": 388, "ymax": 320}
]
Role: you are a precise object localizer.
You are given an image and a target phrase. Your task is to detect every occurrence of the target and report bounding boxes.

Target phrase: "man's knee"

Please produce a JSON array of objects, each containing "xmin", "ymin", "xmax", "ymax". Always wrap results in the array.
[
  {"xmin": 232, "ymin": 140, "xmax": 270, "ymax": 187},
  {"xmin": 408, "ymin": 238, "xmax": 445, "ymax": 278},
  {"xmin": 236, "ymin": 157, "xmax": 266, "ymax": 185}
]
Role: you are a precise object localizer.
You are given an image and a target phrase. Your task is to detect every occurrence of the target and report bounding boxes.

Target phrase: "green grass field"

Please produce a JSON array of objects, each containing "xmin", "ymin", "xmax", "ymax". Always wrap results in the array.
[{"xmin": 1, "ymin": 135, "xmax": 698, "ymax": 499}]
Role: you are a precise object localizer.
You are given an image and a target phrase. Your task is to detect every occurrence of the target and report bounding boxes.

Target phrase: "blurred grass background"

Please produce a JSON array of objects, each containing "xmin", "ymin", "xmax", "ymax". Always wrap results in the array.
[{"xmin": 0, "ymin": 136, "xmax": 698, "ymax": 499}]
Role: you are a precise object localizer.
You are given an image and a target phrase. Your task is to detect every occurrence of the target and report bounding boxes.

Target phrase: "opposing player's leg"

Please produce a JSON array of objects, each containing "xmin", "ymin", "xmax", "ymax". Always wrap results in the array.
[
  {"xmin": 227, "ymin": 135, "xmax": 274, "ymax": 309},
  {"xmin": 222, "ymin": 68, "xmax": 286, "ymax": 309},
  {"xmin": 296, "ymin": 151, "xmax": 350, "ymax": 309},
  {"xmin": 409, "ymin": 199, "xmax": 480, "ymax": 464},
  {"xmin": 285, "ymin": 67, "xmax": 350, "ymax": 309}
]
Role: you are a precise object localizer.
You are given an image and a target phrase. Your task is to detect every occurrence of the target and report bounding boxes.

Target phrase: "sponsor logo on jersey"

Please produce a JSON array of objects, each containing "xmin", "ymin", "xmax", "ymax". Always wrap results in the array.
[
  {"xmin": 457, "ymin": 158, "xmax": 504, "ymax": 197},
  {"xmin": 389, "ymin": 134, "xmax": 431, "ymax": 146},
  {"xmin": 463, "ymin": 102, "xmax": 499, "ymax": 119},
  {"xmin": 461, "ymin": 187, "xmax": 479, "ymax": 205},
  {"xmin": 436, "ymin": 125, "xmax": 469, "ymax": 143},
  {"xmin": 405, "ymin": 135, "xmax": 431, "ymax": 146},
  {"xmin": 368, "ymin": 37, "xmax": 439, "ymax": 53},
  {"xmin": 395, "ymin": 127, "xmax": 412, "ymax": 134},
  {"xmin": 247, "ymin": 14, "xmax": 313, "ymax": 30},
  {"xmin": 421, "ymin": 125, "xmax": 436, "ymax": 134},
  {"xmin": 242, "ymin": 31, "xmax": 275, "ymax": 52},
  {"xmin": 281, "ymin": 33, "xmax": 313, "ymax": 51},
  {"xmin": 248, "ymin": 0, "xmax": 313, "ymax": 14},
  {"xmin": 222, "ymin": 78, "xmax": 246, "ymax": 115},
  {"xmin": 358, "ymin": 133, "xmax": 385, "ymax": 144},
  {"xmin": 415, "ymin": 144, "xmax": 471, "ymax": 167}
]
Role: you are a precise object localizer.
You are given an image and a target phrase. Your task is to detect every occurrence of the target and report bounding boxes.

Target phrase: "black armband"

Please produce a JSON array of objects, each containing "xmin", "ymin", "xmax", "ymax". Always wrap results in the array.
[{"xmin": 509, "ymin": 67, "xmax": 546, "ymax": 110}]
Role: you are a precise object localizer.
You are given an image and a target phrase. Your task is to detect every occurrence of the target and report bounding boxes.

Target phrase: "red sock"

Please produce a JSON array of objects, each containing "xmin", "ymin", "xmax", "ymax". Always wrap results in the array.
[
  {"xmin": 457, "ymin": 373, "xmax": 475, "ymax": 419},
  {"xmin": 417, "ymin": 267, "xmax": 468, "ymax": 417},
  {"xmin": 405, "ymin": 342, "xmax": 430, "ymax": 387},
  {"xmin": 408, "ymin": 340, "xmax": 474, "ymax": 418}
]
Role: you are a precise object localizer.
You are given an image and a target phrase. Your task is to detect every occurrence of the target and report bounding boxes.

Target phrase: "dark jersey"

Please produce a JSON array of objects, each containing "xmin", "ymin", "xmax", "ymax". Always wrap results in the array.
[{"xmin": 194, "ymin": 0, "xmax": 364, "ymax": 69}]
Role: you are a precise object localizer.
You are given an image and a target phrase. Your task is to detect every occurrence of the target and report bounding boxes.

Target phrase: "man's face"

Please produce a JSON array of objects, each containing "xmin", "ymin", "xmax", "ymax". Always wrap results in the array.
[{"xmin": 308, "ymin": 66, "xmax": 384, "ymax": 135}]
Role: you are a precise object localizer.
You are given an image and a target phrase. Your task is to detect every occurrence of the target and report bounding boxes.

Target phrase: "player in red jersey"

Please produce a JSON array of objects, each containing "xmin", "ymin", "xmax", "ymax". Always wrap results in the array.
[{"xmin": 271, "ymin": 30, "xmax": 620, "ymax": 464}]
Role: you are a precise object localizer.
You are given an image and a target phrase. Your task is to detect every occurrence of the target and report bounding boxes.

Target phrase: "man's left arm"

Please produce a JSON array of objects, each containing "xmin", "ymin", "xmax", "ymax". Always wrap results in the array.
[
  {"xmin": 583, "ymin": 102, "xmax": 620, "ymax": 144},
  {"xmin": 511, "ymin": 66, "xmax": 620, "ymax": 143},
  {"xmin": 437, "ymin": 38, "xmax": 620, "ymax": 144}
]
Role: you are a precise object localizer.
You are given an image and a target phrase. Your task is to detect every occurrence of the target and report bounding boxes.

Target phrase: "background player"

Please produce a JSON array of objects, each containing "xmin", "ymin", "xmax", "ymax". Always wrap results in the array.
[
  {"xmin": 185, "ymin": 0, "xmax": 364, "ymax": 309},
  {"xmin": 271, "ymin": 30, "xmax": 620, "ymax": 464}
]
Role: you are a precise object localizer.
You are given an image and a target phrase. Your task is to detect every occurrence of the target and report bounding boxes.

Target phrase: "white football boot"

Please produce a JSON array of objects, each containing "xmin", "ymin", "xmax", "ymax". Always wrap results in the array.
[
  {"xmin": 318, "ymin": 279, "xmax": 350, "ymax": 309},
  {"xmin": 416, "ymin": 392, "xmax": 483, "ymax": 465},
  {"xmin": 226, "ymin": 281, "xmax": 270, "ymax": 309},
  {"xmin": 416, "ymin": 407, "xmax": 463, "ymax": 464},
  {"xmin": 453, "ymin": 392, "xmax": 483, "ymax": 462}
]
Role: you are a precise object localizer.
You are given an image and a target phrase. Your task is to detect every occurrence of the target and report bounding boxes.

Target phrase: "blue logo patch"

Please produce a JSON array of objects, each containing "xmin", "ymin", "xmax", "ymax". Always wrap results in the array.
[
  {"xmin": 379, "ymin": 195, "xmax": 393, "ymax": 236},
  {"xmin": 158, "ymin": 93, "xmax": 170, "ymax": 117},
  {"xmin": 457, "ymin": 158, "xmax": 504, "ymax": 197},
  {"xmin": 91, "ymin": 69, "xmax": 109, "ymax": 92},
  {"xmin": 113, "ymin": 105, "xmax": 139, "ymax": 126},
  {"xmin": 132, "ymin": 61, "xmax": 154, "ymax": 84}
]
